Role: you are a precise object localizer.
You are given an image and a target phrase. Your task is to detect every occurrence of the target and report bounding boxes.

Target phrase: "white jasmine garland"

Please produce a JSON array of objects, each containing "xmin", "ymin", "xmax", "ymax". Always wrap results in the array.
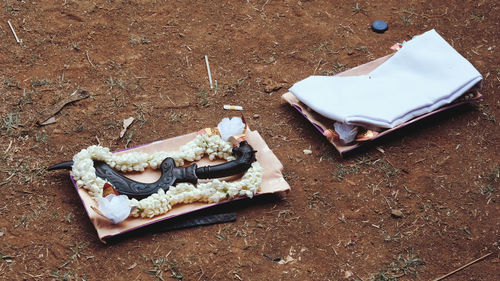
[
  {"xmin": 71, "ymin": 134, "xmax": 262, "ymax": 219},
  {"xmin": 129, "ymin": 162, "xmax": 262, "ymax": 218}
]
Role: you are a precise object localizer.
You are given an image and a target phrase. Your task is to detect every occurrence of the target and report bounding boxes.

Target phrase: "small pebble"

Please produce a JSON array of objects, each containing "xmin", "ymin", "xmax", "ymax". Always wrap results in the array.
[
  {"xmin": 391, "ymin": 209, "xmax": 403, "ymax": 218},
  {"xmin": 303, "ymin": 149, "xmax": 312, "ymax": 155}
]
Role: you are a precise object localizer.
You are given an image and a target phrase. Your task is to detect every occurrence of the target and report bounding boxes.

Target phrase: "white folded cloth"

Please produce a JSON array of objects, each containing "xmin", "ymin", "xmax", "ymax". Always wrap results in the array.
[{"xmin": 289, "ymin": 30, "xmax": 482, "ymax": 129}]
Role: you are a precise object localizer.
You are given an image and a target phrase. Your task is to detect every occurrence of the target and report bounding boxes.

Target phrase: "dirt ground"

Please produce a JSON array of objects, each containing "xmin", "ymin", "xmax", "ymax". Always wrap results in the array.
[{"xmin": 0, "ymin": 0, "xmax": 499, "ymax": 280}]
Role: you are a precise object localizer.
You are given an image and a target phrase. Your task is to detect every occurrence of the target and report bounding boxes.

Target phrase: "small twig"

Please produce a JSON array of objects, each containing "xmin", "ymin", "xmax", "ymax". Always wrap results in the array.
[
  {"xmin": 4, "ymin": 140, "xmax": 13, "ymax": 153},
  {"xmin": 86, "ymin": 50, "xmax": 95, "ymax": 67},
  {"xmin": 432, "ymin": 252, "xmax": 493, "ymax": 281},
  {"xmin": 165, "ymin": 95, "xmax": 175, "ymax": 105},
  {"xmin": 196, "ymin": 265, "xmax": 204, "ymax": 281},
  {"xmin": 339, "ymin": 23, "xmax": 355, "ymax": 34},
  {"xmin": 165, "ymin": 249, "xmax": 172, "ymax": 258},
  {"xmin": 261, "ymin": 0, "xmax": 270, "ymax": 11},
  {"xmin": 382, "ymin": 195, "xmax": 392, "ymax": 209},
  {"xmin": 5, "ymin": 173, "xmax": 15, "ymax": 182},
  {"xmin": 153, "ymin": 245, "xmax": 160, "ymax": 254},
  {"xmin": 313, "ymin": 59, "xmax": 323, "ymax": 75},
  {"xmin": 0, "ymin": 180, "xmax": 11, "ymax": 186},
  {"xmin": 8, "ymin": 20, "xmax": 21, "ymax": 44},
  {"xmin": 204, "ymin": 55, "xmax": 213, "ymax": 89},
  {"xmin": 330, "ymin": 245, "xmax": 338, "ymax": 256},
  {"xmin": 157, "ymin": 103, "xmax": 192, "ymax": 109}
]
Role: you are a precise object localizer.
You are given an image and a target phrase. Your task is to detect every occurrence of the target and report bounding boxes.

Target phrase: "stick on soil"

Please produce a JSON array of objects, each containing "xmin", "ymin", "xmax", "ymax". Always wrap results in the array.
[
  {"xmin": 204, "ymin": 55, "xmax": 213, "ymax": 89},
  {"xmin": 432, "ymin": 252, "xmax": 493, "ymax": 281},
  {"xmin": 7, "ymin": 20, "xmax": 21, "ymax": 44}
]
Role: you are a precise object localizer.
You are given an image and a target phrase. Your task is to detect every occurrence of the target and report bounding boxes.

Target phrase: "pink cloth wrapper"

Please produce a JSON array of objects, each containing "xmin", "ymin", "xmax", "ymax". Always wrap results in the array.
[
  {"xmin": 73, "ymin": 129, "xmax": 290, "ymax": 241},
  {"xmin": 282, "ymin": 54, "xmax": 482, "ymax": 156}
]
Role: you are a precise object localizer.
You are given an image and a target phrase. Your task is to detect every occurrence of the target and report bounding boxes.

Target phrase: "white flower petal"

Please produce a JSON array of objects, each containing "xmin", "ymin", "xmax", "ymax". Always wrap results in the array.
[
  {"xmin": 217, "ymin": 117, "xmax": 245, "ymax": 141},
  {"xmin": 97, "ymin": 195, "xmax": 131, "ymax": 224}
]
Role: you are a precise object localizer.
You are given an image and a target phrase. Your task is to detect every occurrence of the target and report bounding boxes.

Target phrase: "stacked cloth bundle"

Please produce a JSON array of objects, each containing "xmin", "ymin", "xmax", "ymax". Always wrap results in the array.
[{"xmin": 289, "ymin": 30, "xmax": 482, "ymax": 130}]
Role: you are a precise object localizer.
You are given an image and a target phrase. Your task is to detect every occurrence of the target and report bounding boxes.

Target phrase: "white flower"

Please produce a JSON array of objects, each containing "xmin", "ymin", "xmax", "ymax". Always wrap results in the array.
[
  {"xmin": 97, "ymin": 194, "xmax": 131, "ymax": 224},
  {"xmin": 217, "ymin": 117, "xmax": 245, "ymax": 141},
  {"xmin": 333, "ymin": 122, "xmax": 358, "ymax": 144}
]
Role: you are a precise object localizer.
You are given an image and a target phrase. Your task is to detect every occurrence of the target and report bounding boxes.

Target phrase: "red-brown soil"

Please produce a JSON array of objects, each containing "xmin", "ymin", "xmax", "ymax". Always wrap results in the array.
[{"xmin": 0, "ymin": 1, "xmax": 498, "ymax": 280}]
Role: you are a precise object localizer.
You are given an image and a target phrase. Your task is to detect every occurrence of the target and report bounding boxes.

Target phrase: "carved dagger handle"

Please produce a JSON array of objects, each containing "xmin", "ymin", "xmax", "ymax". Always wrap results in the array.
[{"xmin": 195, "ymin": 141, "xmax": 256, "ymax": 179}]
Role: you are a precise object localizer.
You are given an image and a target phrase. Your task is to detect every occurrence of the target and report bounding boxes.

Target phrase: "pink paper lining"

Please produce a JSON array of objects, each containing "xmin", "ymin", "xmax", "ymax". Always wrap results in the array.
[
  {"xmin": 282, "ymin": 54, "xmax": 482, "ymax": 156},
  {"xmin": 72, "ymin": 130, "xmax": 290, "ymax": 242}
]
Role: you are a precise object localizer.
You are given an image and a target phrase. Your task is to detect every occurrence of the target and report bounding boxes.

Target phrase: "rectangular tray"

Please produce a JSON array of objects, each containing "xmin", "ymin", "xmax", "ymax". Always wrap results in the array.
[{"xmin": 71, "ymin": 129, "xmax": 290, "ymax": 241}]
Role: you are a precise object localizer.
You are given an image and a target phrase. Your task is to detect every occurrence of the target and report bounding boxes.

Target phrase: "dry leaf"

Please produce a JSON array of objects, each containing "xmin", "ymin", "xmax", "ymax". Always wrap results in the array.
[
  {"xmin": 37, "ymin": 90, "xmax": 89, "ymax": 125},
  {"xmin": 40, "ymin": 116, "xmax": 56, "ymax": 125},
  {"xmin": 120, "ymin": 117, "xmax": 134, "ymax": 138}
]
